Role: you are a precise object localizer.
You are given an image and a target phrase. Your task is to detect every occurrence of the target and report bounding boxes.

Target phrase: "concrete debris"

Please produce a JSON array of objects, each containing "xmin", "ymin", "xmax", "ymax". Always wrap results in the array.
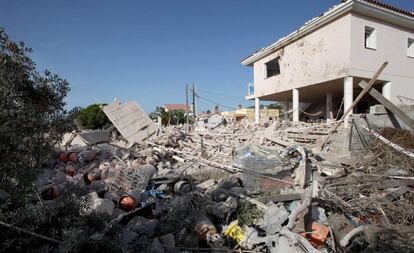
[
  {"xmin": 79, "ymin": 130, "xmax": 111, "ymax": 145},
  {"xmin": 258, "ymin": 203, "xmax": 289, "ymax": 235},
  {"xmin": 103, "ymin": 101, "xmax": 157, "ymax": 144},
  {"xmin": 196, "ymin": 179, "xmax": 216, "ymax": 190},
  {"xmin": 127, "ymin": 216, "xmax": 158, "ymax": 237},
  {"xmin": 60, "ymin": 130, "xmax": 111, "ymax": 148},
  {"xmin": 85, "ymin": 192, "xmax": 115, "ymax": 215},
  {"xmin": 39, "ymin": 115, "xmax": 414, "ymax": 252}
]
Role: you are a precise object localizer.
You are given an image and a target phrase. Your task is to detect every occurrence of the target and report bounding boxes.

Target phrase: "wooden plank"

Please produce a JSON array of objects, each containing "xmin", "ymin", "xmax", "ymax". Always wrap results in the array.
[
  {"xmin": 254, "ymin": 192, "xmax": 303, "ymax": 204},
  {"xmin": 359, "ymin": 81, "xmax": 414, "ymax": 130},
  {"xmin": 382, "ymin": 186, "xmax": 410, "ymax": 201},
  {"xmin": 320, "ymin": 62, "xmax": 388, "ymax": 150}
]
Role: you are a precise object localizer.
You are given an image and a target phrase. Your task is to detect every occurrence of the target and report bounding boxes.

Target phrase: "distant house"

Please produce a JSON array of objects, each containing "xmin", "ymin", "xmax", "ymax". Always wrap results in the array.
[
  {"xmin": 221, "ymin": 107, "xmax": 280, "ymax": 123},
  {"xmin": 197, "ymin": 112, "xmax": 226, "ymax": 128},
  {"xmin": 163, "ymin": 104, "xmax": 191, "ymax": 112},
  {"xmin": 241, "ymin": 0, "xmax": 414, "ymax": 126}
]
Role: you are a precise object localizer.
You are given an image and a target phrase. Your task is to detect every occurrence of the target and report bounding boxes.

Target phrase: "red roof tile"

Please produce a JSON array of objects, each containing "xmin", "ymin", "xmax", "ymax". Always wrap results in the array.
[{"xmin": 342, "ymin": 0, "xmax": 414, "ymax": 17}]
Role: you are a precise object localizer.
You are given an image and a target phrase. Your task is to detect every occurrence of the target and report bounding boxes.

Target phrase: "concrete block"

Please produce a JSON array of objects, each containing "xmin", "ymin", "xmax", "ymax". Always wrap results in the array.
[{"xmin": 369, "ymin": 104, "xmax": 387, "ymax": 115}]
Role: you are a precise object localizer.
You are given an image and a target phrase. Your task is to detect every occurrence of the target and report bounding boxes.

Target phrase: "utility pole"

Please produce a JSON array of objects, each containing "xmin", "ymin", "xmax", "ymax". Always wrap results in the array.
[
  {"xmin": 185, "ymin": 84, "xmax": 189, "ymax": 130},
  {"xmin": 192, "ymin": 83, "xmax": 196, "ymax": 122}
]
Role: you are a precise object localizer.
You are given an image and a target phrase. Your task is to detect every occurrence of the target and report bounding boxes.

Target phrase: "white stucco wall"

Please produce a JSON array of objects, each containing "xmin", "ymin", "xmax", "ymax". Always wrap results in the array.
[
  {"xmin": 252, "ymin": 14, "xmax": 352, "ymax": 99},
  {"xmin": 349, "ymin": 13, "xmax": 414, "ymax": 104}
]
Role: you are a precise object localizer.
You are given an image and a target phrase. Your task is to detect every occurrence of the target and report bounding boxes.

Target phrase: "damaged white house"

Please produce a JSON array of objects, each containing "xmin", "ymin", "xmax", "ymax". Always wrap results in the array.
[{"xmin": 241, "ymin": 0, "xmax": 414, "ymax": 125}]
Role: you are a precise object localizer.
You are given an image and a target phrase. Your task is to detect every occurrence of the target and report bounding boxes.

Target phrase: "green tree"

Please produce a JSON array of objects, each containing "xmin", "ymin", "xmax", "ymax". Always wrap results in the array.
[
  {"xmin": 148, "ymin": 111, "xmax": 158, "ymax": 121},
  {"xmin": 0, "ymin": 29, "xmax": 118, "ymax": 252},
  {"xmin": 154, "ymin": 106, "xmax": 171, "ymax": 126},
  {"xmin": 76, "ymin": 104, "xmax": 110, "ymax": 129},
  {"xmin": 0, "ymin": 28, "xmax": 71, "ymax": 198},
  {"xmin": 171, "ymin": 109, "xmax": 186, "ymax": 125},
  {"xmin": 267, "ymin": 103, "xmax": 283, "ymax": 110}
]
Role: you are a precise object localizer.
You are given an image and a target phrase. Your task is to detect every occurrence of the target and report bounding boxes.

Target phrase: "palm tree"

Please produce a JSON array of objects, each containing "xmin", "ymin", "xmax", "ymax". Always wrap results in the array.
[
  {"xmin": 155, "ymin": 106, "xmax": 171, "ymax": 126},
  {"xmin": 172, "ymin": 109, "xmax": 186, "ymax": 125}
]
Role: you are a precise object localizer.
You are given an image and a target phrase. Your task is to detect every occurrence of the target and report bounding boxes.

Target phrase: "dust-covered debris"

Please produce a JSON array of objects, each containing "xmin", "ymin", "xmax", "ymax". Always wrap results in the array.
[{"xmin": 27, "ymin": 111, "xmax": 414, "ymax": 252}]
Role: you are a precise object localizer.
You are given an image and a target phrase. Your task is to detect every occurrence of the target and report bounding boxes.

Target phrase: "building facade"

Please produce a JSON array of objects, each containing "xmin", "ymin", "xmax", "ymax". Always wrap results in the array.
[
  {"xmin": 221, "ymin": 107, "xmax": 280, "ymax": 123},
  {"xmin": 241, "ymin": 0, "xmax": 414, "ymax": 126}
]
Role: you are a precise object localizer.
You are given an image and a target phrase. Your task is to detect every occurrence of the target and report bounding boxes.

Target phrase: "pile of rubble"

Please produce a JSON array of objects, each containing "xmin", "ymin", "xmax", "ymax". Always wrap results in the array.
[{"xmin": 37, "ymin": 101, "xmax": 414, "ymax": 252}]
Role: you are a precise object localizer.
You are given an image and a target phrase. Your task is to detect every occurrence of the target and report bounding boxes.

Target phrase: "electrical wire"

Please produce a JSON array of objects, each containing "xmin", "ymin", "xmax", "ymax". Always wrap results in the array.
[
  {"xmin": 196, "ymin": 89, "xmax": 242, "ymax": 99},
  {"xmin": 196, "ymin": 94, "xmax": 237, "ymax": 110},
  {"xmin": 197, "ymin": 92, "xmax": 243, "ymax": 103}
]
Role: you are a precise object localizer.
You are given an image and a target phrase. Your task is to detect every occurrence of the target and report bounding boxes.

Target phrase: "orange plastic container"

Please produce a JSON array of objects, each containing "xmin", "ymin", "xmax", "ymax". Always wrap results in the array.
[
  {"xmin": 68, "ymin": 152, "xmax": 78, "ymax": 162},
  {"xmin": 58, "ymin": 152, "xmax": 68, "ymax": 162},
  {"xmin": 301, "ymin": 222, "xmax": 330, "ymax": 248}
]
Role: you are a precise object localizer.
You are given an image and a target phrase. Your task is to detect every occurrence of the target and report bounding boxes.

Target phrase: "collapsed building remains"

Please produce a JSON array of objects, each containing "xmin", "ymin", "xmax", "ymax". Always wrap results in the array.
[{"xmin": 30, "ymin": 86, "xmax": 414, "ymax": 252}]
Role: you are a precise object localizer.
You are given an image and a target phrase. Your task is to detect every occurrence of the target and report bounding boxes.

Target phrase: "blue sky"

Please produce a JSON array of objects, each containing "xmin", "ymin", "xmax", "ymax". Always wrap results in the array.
[{"xmin": 1, "ymin": 0, "xmax": 413, "ymax": 113}]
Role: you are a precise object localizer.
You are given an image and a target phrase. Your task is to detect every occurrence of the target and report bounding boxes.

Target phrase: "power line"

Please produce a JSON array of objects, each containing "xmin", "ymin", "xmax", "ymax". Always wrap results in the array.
[
  {"xmin": 197, "ymin": 89, "xmax": 242, "ymax": 99},
  {"xmin": 196, "ymin": 94, "xmax": 237, "ymax": 111},
  {"xmin": 196, "ymin": 91, "xmax": 243, "ymax": 103}
]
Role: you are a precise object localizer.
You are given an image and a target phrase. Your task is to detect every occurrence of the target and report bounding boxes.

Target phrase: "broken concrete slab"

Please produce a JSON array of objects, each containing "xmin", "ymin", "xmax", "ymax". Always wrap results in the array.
[
  {"xmin": 359, "ymin": 81, "xmax": 414, "ymax": 130},
  {"xmin": 78, "ymin": 130, "xmax": 111, "ymax": 145},
  {"xmin": 206, "ymin": 114, "xmax": 225, "ymax": 129},
  {"xmin": 60, "ymin": 132, "xmax": 88, "ymax": 147},
  {"xmin": 103, "ymin": 101, "xmax": 157, "ymax": 144}
]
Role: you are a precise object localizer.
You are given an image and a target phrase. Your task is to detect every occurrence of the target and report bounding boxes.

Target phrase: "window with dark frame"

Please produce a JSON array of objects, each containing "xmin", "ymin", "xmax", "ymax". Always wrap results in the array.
[
  {"xmin": 364, "ymin": 26, "xmax": 376, "ymax": 49},
  {"xmin": 265, "ymin": 58, "xmax": 280, "ymax": 78},
  {"xmin": 408, "ymin": 38, "xmax": 414, "ymax": 58}
]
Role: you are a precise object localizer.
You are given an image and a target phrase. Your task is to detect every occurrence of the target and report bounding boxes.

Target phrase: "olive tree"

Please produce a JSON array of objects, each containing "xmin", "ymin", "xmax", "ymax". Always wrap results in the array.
[
  {"xmin": 0, "ymin": 28, "xmax": 72, "ymax": 198},
  {"xmin": 0, "ymin": 29, "xmax": 121, "ymax": 252}
]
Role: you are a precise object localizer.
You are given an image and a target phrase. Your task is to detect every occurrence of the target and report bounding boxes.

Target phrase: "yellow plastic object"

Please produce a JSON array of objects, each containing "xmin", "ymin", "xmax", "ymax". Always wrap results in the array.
[{"xmin": 224, "ymin": 220, "xmax": 245, "ymax": 244}]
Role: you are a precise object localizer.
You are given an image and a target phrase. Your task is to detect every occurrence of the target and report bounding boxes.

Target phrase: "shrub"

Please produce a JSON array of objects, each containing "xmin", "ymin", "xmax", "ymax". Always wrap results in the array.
[{"xmin": 76, "ymin": 104, "xmax": 110, "ymax": 129}]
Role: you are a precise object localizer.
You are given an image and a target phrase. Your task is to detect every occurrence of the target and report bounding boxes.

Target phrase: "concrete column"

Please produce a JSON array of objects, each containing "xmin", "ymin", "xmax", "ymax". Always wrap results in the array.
[
  {"xmin": 382, "ymin": 81, "xmax": 392, "ymax": 100},
  {"xmin": 255, "ymin": 97, "xmax": 260, "ymax": 124},
  {"xmin": 292, "ymin": 89, "xmax": 299, "ymax": 122},
  {"xmin": 157, "ymin": 116, "xmax": 162, "ymax": 128},
  {"xmin": 326, "ymin": 92, "xmax": 333, "ymax": 121},
  {"xmin": 343, "ymin": 76, "xmax": 353, "ymax": 128},
  {"xmin": 283, "ymin": 101, "xmax": 289, "ymax": 120}
]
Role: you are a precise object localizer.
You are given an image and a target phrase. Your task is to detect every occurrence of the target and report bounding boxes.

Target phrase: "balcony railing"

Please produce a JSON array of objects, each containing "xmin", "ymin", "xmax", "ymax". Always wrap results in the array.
[{"xmin": 247, "ymin": 83, "xmax": 254, "ymax": 96}]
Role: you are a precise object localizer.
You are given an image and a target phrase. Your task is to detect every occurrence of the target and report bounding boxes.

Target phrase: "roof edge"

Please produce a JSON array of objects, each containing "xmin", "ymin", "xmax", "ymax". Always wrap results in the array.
[
  {"xmin": 241, "ymin": 0, "xmax": 414, "ymax": 66},
  {"xmin": 240, "ymin": 1, "xmax": 353, "ymax": 66}
]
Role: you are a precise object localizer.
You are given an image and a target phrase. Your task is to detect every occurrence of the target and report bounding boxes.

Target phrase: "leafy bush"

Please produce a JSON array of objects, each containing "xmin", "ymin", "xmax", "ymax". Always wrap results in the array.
[
  {"xmin": 152, "ymin": 106, "xmax": 189, "ymax": 126},
  {"xmin": 170, "ymin": 109, "xmax": 187, "ymax": 125},
  {"xmin": 0, "ymin": 29, "xmax": 119, "ymax": 253},
  {"xmin": 0, "ymin": 28, "xmax": 71, "ymax": 199},
  {"xmin": 0, "ymin": 184, "xmax": 120, "ymax": 253},
  {"xmin": 76, "ymin": 104, "xmax": 110, "ymax": 129}
]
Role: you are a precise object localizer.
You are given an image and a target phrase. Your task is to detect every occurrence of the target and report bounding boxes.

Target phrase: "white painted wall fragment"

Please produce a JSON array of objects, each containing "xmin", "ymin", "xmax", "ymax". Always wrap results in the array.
[{"xmin": 103, "ymin": 101, "xmax": 157, "ymax": 144}]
